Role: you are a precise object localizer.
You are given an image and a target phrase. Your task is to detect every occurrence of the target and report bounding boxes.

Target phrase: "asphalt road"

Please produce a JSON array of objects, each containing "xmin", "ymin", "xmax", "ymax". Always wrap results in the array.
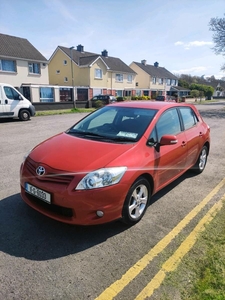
[{"xmin": 1, "ymin": 103, "xmax": 225, "ymax": 300}]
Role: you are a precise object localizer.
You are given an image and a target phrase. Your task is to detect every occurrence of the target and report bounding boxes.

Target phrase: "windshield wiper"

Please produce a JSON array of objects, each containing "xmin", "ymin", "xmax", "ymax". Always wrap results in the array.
[{"xmin": 67, "ymin": 130, "xmax": 106, "ymax": 139}]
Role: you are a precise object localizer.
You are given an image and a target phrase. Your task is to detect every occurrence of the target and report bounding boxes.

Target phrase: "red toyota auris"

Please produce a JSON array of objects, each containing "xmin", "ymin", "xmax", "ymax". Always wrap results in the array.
[{"xmin": 20, "ymin": 101, "xmax": 210, "ymax": 225}]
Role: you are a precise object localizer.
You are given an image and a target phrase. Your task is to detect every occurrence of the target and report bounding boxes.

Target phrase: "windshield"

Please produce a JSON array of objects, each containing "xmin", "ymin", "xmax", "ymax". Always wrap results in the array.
[{"xmin": 67, "ymin": 106, "xmax": 157, "ymax": 143}]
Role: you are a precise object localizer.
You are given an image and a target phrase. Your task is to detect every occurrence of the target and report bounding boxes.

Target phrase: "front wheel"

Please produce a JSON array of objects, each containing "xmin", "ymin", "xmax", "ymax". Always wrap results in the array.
[
  {"xmin": 19, "ymin": 109, "xmax": 30, "ymax": 121},
  {"xmin": 122, "ymin": 177, "xmax": 151, "ymax": 225},
  {"xmin": 193, "ymin": 145, "xmax": 208, "ymax": 174}
]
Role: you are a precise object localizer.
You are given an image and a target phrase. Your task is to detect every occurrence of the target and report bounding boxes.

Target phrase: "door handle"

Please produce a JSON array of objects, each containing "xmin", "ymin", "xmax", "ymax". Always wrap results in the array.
[
  {"xmin": 199, "ymin": 132, "xmax": 203, "ymax": 137},
  {"xmin": 181, "ymin": 141, "xmax": 186, "ymax": 147},
  {"xmin": 5, "ymin": 99, "xmax": 8, "ymax": 104}
]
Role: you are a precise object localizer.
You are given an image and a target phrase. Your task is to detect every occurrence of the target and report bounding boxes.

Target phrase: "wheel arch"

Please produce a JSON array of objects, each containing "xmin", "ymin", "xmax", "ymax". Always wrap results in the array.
[
  {"xmin": 204, "ymin": 141, "xmax": 210, "ymax": 154},
  {"xmin": 133, "ymin": 172, "xmax": 154, "ymax": 196}
]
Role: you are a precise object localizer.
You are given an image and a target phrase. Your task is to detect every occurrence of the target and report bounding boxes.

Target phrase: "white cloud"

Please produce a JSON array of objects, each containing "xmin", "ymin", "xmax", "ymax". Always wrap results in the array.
[
  {"xmin": 175, "ymin": 40, "xmax": 213, "ymax": 50},
  {"xmin": 172, "ymin": 66, "xmax": 207, "ymax": 74}
]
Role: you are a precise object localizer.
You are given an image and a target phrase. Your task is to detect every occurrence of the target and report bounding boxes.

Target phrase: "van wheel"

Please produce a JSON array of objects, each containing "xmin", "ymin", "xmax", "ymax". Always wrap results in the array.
[
  {"xmin": 122, "ymin": 177, "xmax": 151, "ymax": 225},
  {"xmin": 19, "ymin": 109, "xmax": 30, "ymax": 121}
]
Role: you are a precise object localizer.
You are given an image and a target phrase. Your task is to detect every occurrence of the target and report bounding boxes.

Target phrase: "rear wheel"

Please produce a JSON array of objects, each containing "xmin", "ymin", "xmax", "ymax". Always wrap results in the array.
[
  {"xmin": 193, "ymin": 145, "xmax": 208, "ymax": 174},
  {"xmin": 19, "ymin": 109, "xmax": 30, "ymax": 121},
  {"xmin": 122, "ymin": 177, "xmax": 151, "ymax": 225}
]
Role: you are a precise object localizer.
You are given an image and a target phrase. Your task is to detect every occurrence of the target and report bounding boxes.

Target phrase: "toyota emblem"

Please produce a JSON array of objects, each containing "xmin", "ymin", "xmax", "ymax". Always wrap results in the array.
[{"xmin": 36, "ymin": 166, "xmax": 46, "ymax": 176}]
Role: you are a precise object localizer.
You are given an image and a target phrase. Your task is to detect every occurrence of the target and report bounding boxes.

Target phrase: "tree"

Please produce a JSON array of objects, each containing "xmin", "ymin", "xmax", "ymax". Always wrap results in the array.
[
  {"xmin": 209, "ymin": 14, "xmax": 225, "ymax": 70},
  {"xmin": 190, "ymin": 90, "xmax": 200, "ymax": 101}
]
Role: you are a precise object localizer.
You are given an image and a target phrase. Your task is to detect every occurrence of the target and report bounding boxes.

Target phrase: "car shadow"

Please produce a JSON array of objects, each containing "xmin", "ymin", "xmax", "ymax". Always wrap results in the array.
[{"xmin": 0, "ymin": 170, "xmax": 198, "ymax": 261}]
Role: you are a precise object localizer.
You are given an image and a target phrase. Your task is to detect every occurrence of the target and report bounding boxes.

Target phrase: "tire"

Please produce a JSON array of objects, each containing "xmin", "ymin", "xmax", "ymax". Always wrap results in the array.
[
  {"xmin": 193, "ymin": 145, "xmax": 208, "ymax": 174},
  {"xmin": 122, "ymin": 177, "xmax": 151, "ymax": 225},
  {"xmin": 19, "ymin": 109, "xmax": 30, "ymax": 121}
]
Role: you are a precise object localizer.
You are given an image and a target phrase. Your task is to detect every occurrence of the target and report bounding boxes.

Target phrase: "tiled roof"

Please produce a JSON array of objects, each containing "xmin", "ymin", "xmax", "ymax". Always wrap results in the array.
[
  {"xmin": 133, "ymin": 61, "xmax": 177, "ymax": 79},
  {"xmin": 0, "ymin": 33, "xmax": 47, "ymax": 62},
  {"xmin": 58, "ymin": 46, "xmax": 136, "ymax": 74}
]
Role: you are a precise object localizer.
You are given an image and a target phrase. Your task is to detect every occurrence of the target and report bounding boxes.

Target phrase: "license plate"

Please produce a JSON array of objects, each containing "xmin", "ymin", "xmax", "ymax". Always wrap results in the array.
[{"xmin": 25, "ymin": 183, "xmax": 51, "ymax": 204}]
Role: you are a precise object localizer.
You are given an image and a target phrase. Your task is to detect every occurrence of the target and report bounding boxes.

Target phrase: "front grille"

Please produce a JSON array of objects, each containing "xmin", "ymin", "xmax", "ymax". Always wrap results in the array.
[
  {"xmin": 25, "ymin": 157, "xmax": 74, "ymax": 184},
  {"xmin": 27, "ymin": 193, "xmax": 73, "ymax": 218}
]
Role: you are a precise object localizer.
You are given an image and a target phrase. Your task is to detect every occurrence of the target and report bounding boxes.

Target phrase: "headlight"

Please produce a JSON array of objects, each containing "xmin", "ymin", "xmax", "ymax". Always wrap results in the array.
[{"xmin": 76, "ymin": 167, "xmax": 127, "ymax": 190}]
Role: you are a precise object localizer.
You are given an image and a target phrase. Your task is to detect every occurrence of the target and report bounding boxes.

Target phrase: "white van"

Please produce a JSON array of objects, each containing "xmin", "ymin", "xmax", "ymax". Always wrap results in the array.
[{"xmin": 0, "ymin": 83, "xmax": 35, "ymax": 121}]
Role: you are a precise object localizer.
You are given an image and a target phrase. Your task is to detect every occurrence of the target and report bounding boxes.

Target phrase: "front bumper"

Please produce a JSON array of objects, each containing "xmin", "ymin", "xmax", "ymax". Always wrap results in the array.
[{"xmin": 20, "ymin": 161, "xmax": 128, "ymax": 225}]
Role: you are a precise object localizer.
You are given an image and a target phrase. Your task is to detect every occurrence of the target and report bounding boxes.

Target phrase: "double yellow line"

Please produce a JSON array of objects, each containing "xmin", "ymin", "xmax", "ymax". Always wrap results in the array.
[{"xmin": 96, "ymin": 178, "xmax": 225, "ymax": 300}]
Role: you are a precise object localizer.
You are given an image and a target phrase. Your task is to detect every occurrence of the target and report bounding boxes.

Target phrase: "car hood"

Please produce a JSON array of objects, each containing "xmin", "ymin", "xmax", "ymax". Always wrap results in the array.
[{"xmin": 29, "ymin": 132, "xmax": 136, "ymax": 172}]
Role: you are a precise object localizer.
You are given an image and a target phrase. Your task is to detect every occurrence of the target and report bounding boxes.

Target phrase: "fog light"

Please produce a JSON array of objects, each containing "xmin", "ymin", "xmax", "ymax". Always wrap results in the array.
[{"xmin": 96, "ymin": 210, "xmax": 104, "ymax": 217}]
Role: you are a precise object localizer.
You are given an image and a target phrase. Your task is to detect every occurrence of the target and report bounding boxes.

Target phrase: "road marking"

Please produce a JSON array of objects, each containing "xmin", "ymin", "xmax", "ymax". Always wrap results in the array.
[
  {"xmin": 135, "ymin": 193, "xmax": 225, "ymax": 299},
  {"xmin": 95, "ymin": 178, "xmax": 225, "ymax": 300}
]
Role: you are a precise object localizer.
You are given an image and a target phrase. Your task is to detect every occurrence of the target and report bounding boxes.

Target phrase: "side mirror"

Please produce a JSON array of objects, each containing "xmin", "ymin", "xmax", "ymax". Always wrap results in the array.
[{"xmin": 160, "ymin": 135, "xmax": 178, "ymax": 146}]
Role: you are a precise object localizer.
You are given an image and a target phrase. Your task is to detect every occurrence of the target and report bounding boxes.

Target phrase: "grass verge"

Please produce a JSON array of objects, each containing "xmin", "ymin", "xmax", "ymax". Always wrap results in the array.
[
  {"xmin": 161, "ymin": 199, "xmax": 225, "ymax": 299},
  {"xmin": 35, "ymin": 108, "xmax": 94, "ymax": 116}
]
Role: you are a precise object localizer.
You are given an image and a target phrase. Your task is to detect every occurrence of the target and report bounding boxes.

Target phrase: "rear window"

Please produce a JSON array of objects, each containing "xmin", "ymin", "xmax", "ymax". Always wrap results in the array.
[{"xmin": 179, "ymin": 107, "xmax": 198, "ymax": 130}]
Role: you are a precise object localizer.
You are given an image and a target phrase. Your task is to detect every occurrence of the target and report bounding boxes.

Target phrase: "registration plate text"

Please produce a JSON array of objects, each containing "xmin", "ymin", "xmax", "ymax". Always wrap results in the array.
[{"xmin": 25, "ymin": 183, "xmax": 51, "ymax": 204}]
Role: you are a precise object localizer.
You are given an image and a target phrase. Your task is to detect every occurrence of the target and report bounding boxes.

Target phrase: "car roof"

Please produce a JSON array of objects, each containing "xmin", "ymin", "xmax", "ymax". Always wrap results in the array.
[{"xmin": 110, "ymin": 100, "xmax": 193, "ymax": 110}]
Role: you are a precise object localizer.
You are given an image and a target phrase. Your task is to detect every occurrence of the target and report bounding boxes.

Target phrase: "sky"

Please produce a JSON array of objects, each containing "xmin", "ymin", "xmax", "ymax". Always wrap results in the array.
[{"xmin": 0, "ymin": 0, "xmax": 225, "ymax": 79}]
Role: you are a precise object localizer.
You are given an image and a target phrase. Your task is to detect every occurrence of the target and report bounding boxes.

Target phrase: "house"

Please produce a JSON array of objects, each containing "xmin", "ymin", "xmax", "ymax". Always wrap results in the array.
[
  {"xmin": 0, "ymin": 33, "xmax": 49, "ymax": 101},
  {"xmin": 48, "ymin": 44, "xmax": 137, "ymax": 106},
  {"xmin": 209, "ymin": 80, "xmax": 225, "ymax": 98},
  {"xmin": 129, "ymin": 60, "xmax": 179, "ymax": 99}
]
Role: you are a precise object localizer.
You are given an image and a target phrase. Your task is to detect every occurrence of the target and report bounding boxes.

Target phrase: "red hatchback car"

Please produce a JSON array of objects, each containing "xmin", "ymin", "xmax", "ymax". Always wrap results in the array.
[{"xmin": 20, "ymin": 101, "xmax": 210, "ymax": 226}]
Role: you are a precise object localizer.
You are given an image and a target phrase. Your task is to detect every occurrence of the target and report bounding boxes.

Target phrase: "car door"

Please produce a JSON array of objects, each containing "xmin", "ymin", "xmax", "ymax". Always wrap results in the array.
[
  {"xmin": 149, "ymin": 108, "xmax": 188, "ymax": 191},
  {"xmin": 178, "ymin": 107, "xmax": 202, "ymax": 169},
  {"xmin": 3, "ymin": 86, "xmax": 21, "ymax": 116}
]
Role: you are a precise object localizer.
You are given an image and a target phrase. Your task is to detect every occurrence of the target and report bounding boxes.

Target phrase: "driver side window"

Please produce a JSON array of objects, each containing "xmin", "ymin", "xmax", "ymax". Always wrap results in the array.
[
  {"xmin": 4, "ymin": 86, "xmax": 20, "ymax": 100},
  {"xmin": 156, "ymin": 108, "xmax": 181, "ymax": 140}
]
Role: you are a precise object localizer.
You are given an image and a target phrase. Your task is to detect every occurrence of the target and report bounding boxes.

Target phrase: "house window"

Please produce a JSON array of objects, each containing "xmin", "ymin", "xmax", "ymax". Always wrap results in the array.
[
  {"xmin": 127, "ymin": 75, "xmax": 132, "ymax": 83},
  {"xmin": 167, "ymin": 79, "xmax": 171, "ymax": 85},
  {"xmin": 28, "ymin": 63, "xmax": 40, "ymax": 74},
  {"xmin": 64, "ymin": 77, "xmax": 68, "ymax": 82},
  {"xmin": 159, "ymin": 78, "xmax": 163, "ymax": 85},
  {"xmin": 171, "ymin": 79, "xmax": 176, "ymax": 86},
  {"xmin": 95, "ymin": 68, "xmax": 102, "ymax": 79},
  {"xmin": 59, "ymin": 88, "xmax": 72, "ymax": 102},
  {"xmin": 116, "ymin": 90, "xmax": 123, "ymax": 97},
  {"xmin": 0, "ymin": 59, "xmax": 16, "ymax": 72},
  {"xmin": 152, "ymin": 77, "xmax": 156, "ymax": 84},
  {"xmin": 136, "ymin": 90, "xmax": 141, "ymax": 96},
  {"xmin": 56, "ymin": 70, "xmax": 60, "ymax": 74},
  {"xmin": 40, "ymin": 87, "xmax": 54, "ymax": 102},
  {"xmin": 116, "ymin": 74, "xmax": 123, "ymax": 82},
  {"xmin": 63, "ymin": 60, "xmax": 67, "ymax": 65}
]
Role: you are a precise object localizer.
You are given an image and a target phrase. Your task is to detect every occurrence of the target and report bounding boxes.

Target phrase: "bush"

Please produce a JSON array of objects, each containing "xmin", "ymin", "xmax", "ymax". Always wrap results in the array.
[
  {"xmin": 117, "ymin": 96, "xmax": 124, "ymax": 102},
  {"xmin": 131, "ymin": 95, "xmax": 151, "ymax": 100},
  {"xmin": 95, "ymin": 100, "xmax": 104, "ymax": 108}
]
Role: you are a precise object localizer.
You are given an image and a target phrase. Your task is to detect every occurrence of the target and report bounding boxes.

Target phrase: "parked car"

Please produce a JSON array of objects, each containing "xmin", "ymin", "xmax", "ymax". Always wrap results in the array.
[
  {"xmin": 20, "ymin": 101, "xmax": 210, "ymax": 226},
  {"xmin": 155, "ymin": 95, "xmax": 178, "ymax": 102},
  {"xmin": 155, "ymin": 95, "xmax": 166, "ymax": 101},
  {"xmin": 91, "ymin": 94, "xmax": 117, "ymax": 107}
]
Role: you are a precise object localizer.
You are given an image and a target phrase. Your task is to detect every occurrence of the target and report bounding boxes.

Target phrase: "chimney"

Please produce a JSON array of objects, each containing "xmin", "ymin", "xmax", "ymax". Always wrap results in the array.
[
  {"xmin": 154, "ymin": 62, "xmax": 159, "ymax": 67},
  {"xmin": 77, "ymin": 44, "xmax": 84, "ymax": 52},
  {"xmin": 141, "ymin": 59, "xmax": 147, "ymax": 65},
  {"xmin": 102, "ymin": 49, "xmax": 108, "ymax": 57}
]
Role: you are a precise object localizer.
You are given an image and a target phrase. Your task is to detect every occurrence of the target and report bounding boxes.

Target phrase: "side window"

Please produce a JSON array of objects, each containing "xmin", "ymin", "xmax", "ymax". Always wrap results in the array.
[
  {"xmin": 4, "ymin": 87, "xmax": 20, "ymax": 100},
  {"xmin": 179, "ymin": 107, "xmax": 198, "ymax": 130},
  {"xmin": 156, "ymin": 108, "xmax": 181, "ymax": 140}
]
